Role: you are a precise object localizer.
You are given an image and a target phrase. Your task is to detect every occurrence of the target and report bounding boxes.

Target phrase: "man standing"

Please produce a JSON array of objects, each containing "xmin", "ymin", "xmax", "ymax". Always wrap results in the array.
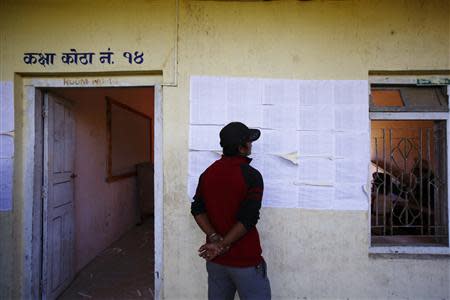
[{"xmin": 191, "ymin": 122, "xmax": 271, "ymax": 300}]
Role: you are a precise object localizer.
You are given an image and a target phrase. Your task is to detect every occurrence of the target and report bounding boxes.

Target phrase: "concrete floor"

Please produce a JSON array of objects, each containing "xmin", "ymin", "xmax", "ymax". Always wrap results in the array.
[{"xmin": 58, "ymin": 219, "xmax": 154, "ymax": 300}]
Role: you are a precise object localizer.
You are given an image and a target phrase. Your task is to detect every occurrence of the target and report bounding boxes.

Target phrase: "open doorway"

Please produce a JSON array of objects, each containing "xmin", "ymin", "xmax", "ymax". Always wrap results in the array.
[{"xmin": 37, "ymin": 87, "xmax": 155, "ymax": 299}]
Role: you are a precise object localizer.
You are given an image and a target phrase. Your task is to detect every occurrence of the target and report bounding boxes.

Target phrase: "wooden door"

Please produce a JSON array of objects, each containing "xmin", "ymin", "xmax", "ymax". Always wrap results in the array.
[{"xmin": 42, "ymin": 92, "xmax": 75, "ymax": 300}]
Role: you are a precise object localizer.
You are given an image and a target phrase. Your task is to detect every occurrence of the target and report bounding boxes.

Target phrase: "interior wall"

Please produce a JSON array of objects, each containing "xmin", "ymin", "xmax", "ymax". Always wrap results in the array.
[
  {"xmin": 113, "ymin": 88, "xmax": 155, "ymax": 162},
  {"xmin": 52, "ymin": 87, "xmax": 154, "ymax": 272}
]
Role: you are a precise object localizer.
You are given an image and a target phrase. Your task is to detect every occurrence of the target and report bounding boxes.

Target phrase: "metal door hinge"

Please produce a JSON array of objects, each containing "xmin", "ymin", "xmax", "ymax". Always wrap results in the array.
[
  {"xmin": 41, "ymin": 186, "xmax": 48, "ymax": 200},
  {"xmin": 42, "ymin": 105, "xmax": 48, "ymax": 119},
  {"xmin": 40, "ymin": 278, "xmax": 45, "ymax": 293}
]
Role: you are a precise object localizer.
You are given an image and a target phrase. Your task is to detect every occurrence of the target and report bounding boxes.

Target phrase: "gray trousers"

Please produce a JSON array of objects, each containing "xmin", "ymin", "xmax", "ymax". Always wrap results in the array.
[{"xmin": 206, "ymin": 260, "xmax": 271, "ymax": 300}]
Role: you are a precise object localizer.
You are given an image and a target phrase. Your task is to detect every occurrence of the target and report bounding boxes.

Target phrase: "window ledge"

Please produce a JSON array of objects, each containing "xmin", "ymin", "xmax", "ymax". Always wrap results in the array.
[{"xmin": 369, "ymin": 246, "xmax": 450, "ymax": 258}]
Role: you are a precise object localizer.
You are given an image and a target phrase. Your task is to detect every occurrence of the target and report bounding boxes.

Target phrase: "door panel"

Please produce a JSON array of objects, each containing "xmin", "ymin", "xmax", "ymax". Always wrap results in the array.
[
  {"xmin": 53, "ymin": 180, "xmax": 73, "ymax": 208},
  {"xmin": 43, "ymin": 93, "xmax": 75, "ymax": 300},
  {"xmin": 50, "ymin": 216, "xmax": 62, "ymax": 290},
  {"xmin": 53, "ymin": 101, "xmax": 65, "ymax": 173},
  {"xmin": 64, "ymin": 109, "xmax": 75, "ymax": 172}
]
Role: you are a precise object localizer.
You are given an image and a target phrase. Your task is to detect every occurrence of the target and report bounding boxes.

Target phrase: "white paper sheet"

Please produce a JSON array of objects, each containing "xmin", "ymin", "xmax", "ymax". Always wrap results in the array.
[
  {"xmin": 250, "ymin": 133, "xmax": 264, "ymax": 154},
  {"xmin": 276, "ymin": 152, "xmax": 299, "ymax": 165},
  {"xmin": 190, "ymin": 76, "xmax": 230, "ymax": 125},
  {"xmin": 261, "ymin": 129, "xmax": 298, "ymax": 155},
  {"xmin": 249, "ymin": 153, "xmax": 264, "ymax": 174},
  {"xmin": 298, "ymin": 185, "xmax": 334, "ymax": 209},
  {"xmin": 190, "ymin": 76, "xmax": 227, "ymax": 103},
  {"xmin": 227, "ymin": 78, "xmax": 263, "ymax": 127},
  {"xmin": 335, "ymin": 105, "xmax": 369, "ymax": 132},
  {"xmin": 335, "ymin": 159, "xmax": 369, "ymax": 185},
  {"xmin": 0, "ymin": 81, "xmax": 14, "ymax": 132},
  {"xmin": 227, "ymin": 78, "xmax": 263, "ymax": 105},
  {"xmin": 262, "ymin": 104, "xmax": 298, "ymax": 129},
  {"xmin": 188, "ymin": 151, "xmax": 221, "ymax": 178},
  {"xmin": 334, "ymin": 80, "xmax": 368, "ymax": 105},
  {"xmin": 282, "ymin": 80, "xmax": 300, "ymax": 106},
  {"xmin": 298, "ymin": 105, "xmax": 334, "ymax": 131},
  {"xmin": 333, "ymin": 183, "xmax": 368, "ymax": 210},
  {"xmin": 0, "ymin": 158, "xmax": 13, "ymax": 211},
  {"xmin": 0, "ymin": 135, "xmax": 14, "ymax": 158},
  {"xmin": 263, "ymin": 180, "xmax": 299, "ymax": 208},
  {"xmin": 298, "ymin": 157, "xmax": 335, "ymax": 184},
  {"xmin": 262, "ymin": 79, "xmax": 281, "ymax": 105},
  {"xmin": 190, "ymin": 100, "xmax": 228, "ymax": 125},
  {"xmin": 299, "ymin": 80, "xmax": 334, "ymax": 106},
  {"xmin": 189, "ymin": 125, "xmax": 222, "ymax": 151},
  {"xmin": 335, "ymin": 132, "xmax": 369, "ymax": 160},
  {"xmin": 299, "ymin": 131, "xmax": 334, "ymax": 157},
  {"xmin": 188, "ymin": 76, "xmax": 371, "ymax": 211},
  {"xmin": 0, "ymin": 81, "xmax": 14, "ymax": 211},
  {"xmin": 190, "ymin": 76, "xmax": 229, "ymax": 125},
  {"xmin": 262, "ymin": 154, "xmax": 298, "ymax": 182},
  {"xmin": 262, "ymin": 79, "xmax": 300, "ymax": 106},
  {"xmin": 228, "ymin": 103, "xmax": 262, "ymax": 128}
]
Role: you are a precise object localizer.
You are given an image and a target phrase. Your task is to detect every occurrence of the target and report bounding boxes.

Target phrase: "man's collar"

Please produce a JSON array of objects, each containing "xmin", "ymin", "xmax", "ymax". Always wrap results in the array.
[{"xmin": 221, "ymin": 155, "xmax": 252, "ymax": 164}]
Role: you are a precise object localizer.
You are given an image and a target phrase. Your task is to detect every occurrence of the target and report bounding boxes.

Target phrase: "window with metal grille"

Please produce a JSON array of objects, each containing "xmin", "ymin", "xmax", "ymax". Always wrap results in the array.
[{"xmin": 370, "ymin": 85, "xmax": 449, "ymax": 246}]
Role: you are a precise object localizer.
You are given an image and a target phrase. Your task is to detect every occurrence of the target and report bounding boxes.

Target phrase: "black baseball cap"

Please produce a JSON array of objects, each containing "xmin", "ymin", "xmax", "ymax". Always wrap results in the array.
[{"xmin": 219, "ymin": 122, "xmax": 260, "ymax": 148}]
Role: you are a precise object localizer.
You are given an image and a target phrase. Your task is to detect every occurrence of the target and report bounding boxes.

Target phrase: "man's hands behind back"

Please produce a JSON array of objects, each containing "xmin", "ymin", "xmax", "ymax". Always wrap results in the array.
[{"xmin": 198, "ymin": 234, "xmax": 230, "ymax": 261}]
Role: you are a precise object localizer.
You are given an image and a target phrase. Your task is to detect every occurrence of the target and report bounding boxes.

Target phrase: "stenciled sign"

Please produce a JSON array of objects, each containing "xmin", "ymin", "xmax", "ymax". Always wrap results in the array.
[
  {"xmin": 23, "ymin": 48, "xmax": 144, "ymax": 67},
  {"xmin": 417, "ymin": 78, "xmax": 450, "ymax": 85}
]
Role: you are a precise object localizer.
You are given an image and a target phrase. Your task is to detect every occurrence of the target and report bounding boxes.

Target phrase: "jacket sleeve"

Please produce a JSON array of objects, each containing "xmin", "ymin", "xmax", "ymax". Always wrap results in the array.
[
  {"xmin": 191, "ymin": 173, "xmax": 206, "ymax": 216},
  {"xmin": 236, "ymin": 165, "xmax": 264, "ymax": 230}
]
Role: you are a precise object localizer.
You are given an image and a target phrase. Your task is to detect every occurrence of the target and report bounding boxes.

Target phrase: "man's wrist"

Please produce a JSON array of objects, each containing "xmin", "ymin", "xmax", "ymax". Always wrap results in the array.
[{"xmin": 207, "ymin": 232, "xmax": 221, "ymax": 243}]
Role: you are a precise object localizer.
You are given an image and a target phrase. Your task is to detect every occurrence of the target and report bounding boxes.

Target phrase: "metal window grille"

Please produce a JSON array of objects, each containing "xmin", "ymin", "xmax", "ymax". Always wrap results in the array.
[{"xmin": 371, "ymin": 121, "xmax": 448, "ymax": 246}]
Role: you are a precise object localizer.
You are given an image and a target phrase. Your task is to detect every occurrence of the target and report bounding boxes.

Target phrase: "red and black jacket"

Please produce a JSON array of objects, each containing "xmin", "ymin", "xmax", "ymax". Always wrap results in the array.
[{"xmin": 191, "ymin": 155, "xmax": 264, "ymax": 267}]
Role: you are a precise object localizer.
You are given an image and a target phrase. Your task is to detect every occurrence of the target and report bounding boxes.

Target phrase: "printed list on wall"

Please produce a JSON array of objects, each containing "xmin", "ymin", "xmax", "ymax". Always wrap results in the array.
[{"xmin": 188, "ymin": 76, "xmax": 370, "ymax": 211}]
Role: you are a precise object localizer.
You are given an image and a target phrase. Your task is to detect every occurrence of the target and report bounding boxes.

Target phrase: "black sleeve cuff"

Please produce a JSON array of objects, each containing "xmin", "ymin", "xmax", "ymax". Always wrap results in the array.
[
  {"xmin": 236, "ymin": 199, "xmax": 261, "ymax": 230},
  {"xmin": 237, "ymin": 164, "xmax": 264, "ymax": 230},
  {"xmin": 191, "ymin": 195, "xmax": 206, "ymax": 216},
  {"xmin": 191, "ymin": 174, "xmax": 206, "ymax": 216}
]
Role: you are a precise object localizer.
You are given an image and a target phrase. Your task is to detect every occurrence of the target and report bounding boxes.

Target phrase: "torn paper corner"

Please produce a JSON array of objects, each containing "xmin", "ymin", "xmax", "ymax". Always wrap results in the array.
[
  {"xmin": 293, "ymin": 181, "xmax": 334, "ymax": 187},
  {"xmin": 0, "ymin": 131, "xmax": 15, "ymax": 138},
  {"xmin": 362, "ymin": 183, "xmax": 370, "ymax": 200},
  {"xmin": 189, "ymin": 149, "xmax": 222, "ymax": 156},
  {"xmin": 274, "ymin": 151, "xmax": 299, "ymax": 165}
]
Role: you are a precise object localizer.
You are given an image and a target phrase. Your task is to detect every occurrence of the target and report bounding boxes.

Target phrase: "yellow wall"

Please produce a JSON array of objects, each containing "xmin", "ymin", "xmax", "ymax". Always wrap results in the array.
[
  {"xmin": 0, "ymin": 0, "xmax": 177, "ymax": 79},
  {"xmin": 1, "ymin": 0, "xmax": 450, "ymax": 299}
]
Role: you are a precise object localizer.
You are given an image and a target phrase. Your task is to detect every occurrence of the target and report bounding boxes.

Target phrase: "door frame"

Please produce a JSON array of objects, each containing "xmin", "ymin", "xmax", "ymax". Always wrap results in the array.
[{"xmin": 13, "ymin": 73, "xmax": 164, "ymax": 299}]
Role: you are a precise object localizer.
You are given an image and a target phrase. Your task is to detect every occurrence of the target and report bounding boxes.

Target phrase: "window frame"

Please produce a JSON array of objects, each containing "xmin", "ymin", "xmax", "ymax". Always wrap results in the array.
[
  {"xmin": 370, "ymin": 85, "xmax": 448, "ymax": 112},
  {"xmin": 105, "ymin": 96, "xmax": 153, "ymax": 183},
  {"xmin": 368, "ymin": 75, "xmax": 450, "ymax": 256}
]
